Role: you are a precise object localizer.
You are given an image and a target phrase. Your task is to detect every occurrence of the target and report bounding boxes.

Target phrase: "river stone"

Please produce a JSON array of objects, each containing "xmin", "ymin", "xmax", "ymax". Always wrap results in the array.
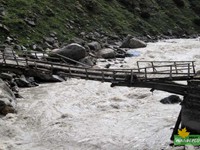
[
  {"xmin": 88, "ymin": 41, "xmax": 101, "ymax": 51},
  {"xmin": 120, "ymin": 35, "xmax": 147, "ymax": 48},
  {"xmin": 80, "ymin": 56, "xmax": 96, "ymax": 66},
  {"xmin": 0, "ymin": 73, "xmax": 14, "ymax": 81},
  {"xmin": 0, "ymin": 79, "xmax": 16, "ymax": 115},
  {"xmin": 15, "ymin": 75, "xmax": 31, "ymax": 87},
  {"xmin": 98, "ymin": 48, "xmax": 115, "ymax": 59},
  {"xmin": 160, "ymin": 95, "xmax": 182, "ymax": 104},
  {"xmin": 50, "ymin": 43, "xmax": 86, "ymax": 60}
]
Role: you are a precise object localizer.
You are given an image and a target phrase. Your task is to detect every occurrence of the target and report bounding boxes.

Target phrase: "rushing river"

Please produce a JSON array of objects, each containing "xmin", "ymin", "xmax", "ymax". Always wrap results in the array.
[{"xmin": 0, "ymin": 38, "xmax": 200, "ymax": 150}]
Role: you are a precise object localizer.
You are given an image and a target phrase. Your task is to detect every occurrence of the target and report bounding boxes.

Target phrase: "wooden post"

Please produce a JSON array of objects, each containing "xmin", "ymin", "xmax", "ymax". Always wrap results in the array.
[
  {"xmin": 170, "ymin": 65, "xmax": 172, "ymax": 79},
  {"xmin": 25, "ymin": 57, "xmax": 28, "ymax": 66},
  {"xmin": 69, "ymin": 67, "xmax": 71, "ymax": 77},
  {"xmin": 174, "ymin": 62, "xmax": 178, "ymax": 73},
  {"xmin": 188, "ymin": 63, "xmax": 190, "ymax": 78},
  {"xmin": 151, "ymin": 62, "xmax": 156, "ymax": 72},
  {"xmin": 130, "ymin": 69, "xmax": 133, "ymax": 83},
  {"xmin": 192, "ymin": 61, "xmax": 195, "ymax": 74},
  {"xmin": 34, "ymin": 52, "xmax": 37, "ymax": 59},
  {"xmin": 12, "ymin": 50, "xmax": 19, "ymax": 66},
  {"xmin": 145, "ymin": 68, "xmax": 147, "ymax": 81},
  {"xmin": 51, "ymin": 64, "xmax": 53, "ymax": 74},
  {"xmin": 85, "ymin": 68, "xmax": 88, "ymax": 79},
  {"xmin": 113, "ymin": 71, "xmax": 116, "ymax": 81},
  {"xmin": 137, "ymin": 61, "xmax": 140, "ymax": 72},
  {"xmin": 34, "ymin": 60, "xmax": 37, "ymax": 69},
  {"xmin": 102, "ymin": 71, "xmax": 105, "ymax": 81},
  {"xmin": 2, "ymin": 52, "xmax": 6, "ymax": 64}
]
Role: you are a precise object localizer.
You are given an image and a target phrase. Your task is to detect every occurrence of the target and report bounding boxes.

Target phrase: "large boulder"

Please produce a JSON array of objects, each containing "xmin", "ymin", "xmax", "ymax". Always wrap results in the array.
[
  {"xmin": 120, "ymin": 35, "xmax": 147, "ymax": 48},
  {"xmin": 0, "ymin": 79, "xmax": 16, "ymax": 115},
  {"xmin": 50, "ymin": 43, "xmax": 86, "ymax": 60},
  {"xmin": 98, "ymin": 48, "xmax": 115, "ymax": 59}
]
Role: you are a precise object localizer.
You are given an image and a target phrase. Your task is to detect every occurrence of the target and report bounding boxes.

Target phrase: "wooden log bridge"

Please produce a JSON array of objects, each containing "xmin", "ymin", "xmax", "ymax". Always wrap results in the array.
[{"xmin": 0, "ymin": 50, "xmax": 197, "ymax": 88}]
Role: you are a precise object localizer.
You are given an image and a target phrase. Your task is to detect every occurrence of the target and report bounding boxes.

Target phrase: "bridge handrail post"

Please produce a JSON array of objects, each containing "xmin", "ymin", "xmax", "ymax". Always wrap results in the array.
[
  {"xmin": 137, "ymin": 61, "xmax": 140, "ymax": 72},
  {"xmin": 85, "ymin": 68, "xmax": 88, "ymax": 79},
  {"xmin": 34, "ymin": 60, "xmax": 37, "ymax": 69},
  {"xmin": 151, "ymin": 62, "xmax": 156, "ymax": 72},
  {"xmin": 101, "ymin": 71, "xmax": 105, "ymax": 82},
  {"xmin": 188, "ymin": 63, "xmax": 190, "ymax": 78},
  {"xmin": 174, "ymin": 62, "xmax": 178, "ymax": 73},
  {"xmin": 113, "ymin": 71, "xmax": 116, "ymax": 81},
  {"xmin": 34, "ymin": 52, "xmax": 38, "ymax": 59},
  {"xmin": 12, "ymin": 49, "xmax": 19, "ymax": 66},
  {"xmin": 50, "ymin": 64, "xmax": 53, "ymax": 74},
  {"xmin": 69, "ymin": 67, "xmax": 71, "ymax": 77},
  {"xmin": 170, "ymin": 65, "xmax": 172, "ymax": 79},
  {"xmin": 2, "ymin": 52, "xmax": 6, "ymax": 64},
  {"xmin": 145, "ymin": 68, "xmax": 147, "ymax": 81},
  {"xmin": 192, "ymin": 61, "xmax": 195, "ymax": 74},
  {"xmin": 25, "ymin": 57, "xmax": 28, "ymax": 66},
  {"xmin": 130, "ymin": 69, "xmax": 133, "ymax": 83}
]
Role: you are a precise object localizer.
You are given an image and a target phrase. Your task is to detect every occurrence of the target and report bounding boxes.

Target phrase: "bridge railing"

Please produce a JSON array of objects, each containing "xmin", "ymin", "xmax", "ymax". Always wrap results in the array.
[
  {"xmin": 0, "ymin": 51, "xmax": 197, "ymax": 83},
  {"xmin": 136, "ymin": 61, "xmax": 195, "ymax": 81}
]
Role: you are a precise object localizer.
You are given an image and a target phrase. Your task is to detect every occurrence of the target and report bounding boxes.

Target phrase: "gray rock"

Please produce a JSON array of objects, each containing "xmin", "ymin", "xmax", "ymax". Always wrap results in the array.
[
  {"xmin": 80, "ymin": 56, "xmax": 96, "ymax": 66},
  {"xmin": 15, "ymin": 76, "xmax": 31, "ymax": 87},
  {"xmin": 88, "ymin": 41, "xmax": 101, "ymax": 51},
  {"xmin": 98, "ymin": 48, "xmax": 115, "ymax": 59},
  {"xmin": 50, "ymin": 31, "xmax": 57, "ymax": 37},
  {"xmin": 44, "ymin": 37, "xmax": 55, "ymax": 45},
  {"xmin": 52, "ymin": 75, "xmax": 65, "ymax": 82},
  {"xmin": 0, "ymin": 23, "xmax": 9, "ymax": 33},
  {"xmin": 14, "ymin": 44, "xmax": 22, "ymax": 51},
  {"xmin": 0, "ymin": 73, "xmax": 14, "ymax": 81},
  {"xmin": 24, "ymin": 18, "xmax": 36, "ymax": 27},
  {"xmin": 69, "ymin": 37, "xmax": 86, "ymax": 46},
  {"xmin": 120, "ymin": 35, "xmax": 147, "ymax": 48},
  {"xmin": 50, "ymin": 43, "xmax": 86, "ymax": 60},
  {"xmin": 160, "ymin": 95, "xmax": 182, "ymax": 104},
  {"xmin": 0, "ymin": 79, "xmax": 16, "ymax": 115},
  {"xmin": 5, "ymin": 36, "xmax": 13, "ymax": 44}
]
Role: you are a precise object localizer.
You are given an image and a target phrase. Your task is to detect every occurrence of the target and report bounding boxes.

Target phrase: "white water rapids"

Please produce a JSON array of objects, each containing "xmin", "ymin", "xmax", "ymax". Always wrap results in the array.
[{"xmin": 0, "ymin": 38, "xmax": 200, "ymax": 150}]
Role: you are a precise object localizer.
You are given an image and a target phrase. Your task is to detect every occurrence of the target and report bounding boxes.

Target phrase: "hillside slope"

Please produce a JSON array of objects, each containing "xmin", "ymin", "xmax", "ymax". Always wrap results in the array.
[{"xmin": 0, "ymin": 0, "xmax": 200, "ymax": 46}]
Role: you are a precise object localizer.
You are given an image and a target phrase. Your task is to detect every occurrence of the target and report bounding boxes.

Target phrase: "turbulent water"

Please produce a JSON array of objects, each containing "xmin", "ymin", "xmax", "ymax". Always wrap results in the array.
[{"xmin": 0, "ymin": 38, "xmax": 200, "ymax": 150}]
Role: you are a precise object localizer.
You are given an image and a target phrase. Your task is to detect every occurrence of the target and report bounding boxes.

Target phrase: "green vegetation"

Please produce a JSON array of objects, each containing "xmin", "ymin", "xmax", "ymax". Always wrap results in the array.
[{"xmin": 0, "ymin": 0, "xmax": 200, "ymax": 45}]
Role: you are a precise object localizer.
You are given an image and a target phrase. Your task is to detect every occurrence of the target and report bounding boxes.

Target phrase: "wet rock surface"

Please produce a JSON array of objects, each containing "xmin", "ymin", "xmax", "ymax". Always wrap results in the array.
[
  {"xmin": 160, "ymin": 95, "xmax": 182, "ymax": 104},
  {"xmin": 0, "ymin": 78, "xmax": 16, "ymax": 115},
  {"xmin": 49, "ymin": 43, "xmax": 86, "ymax": 61}
]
